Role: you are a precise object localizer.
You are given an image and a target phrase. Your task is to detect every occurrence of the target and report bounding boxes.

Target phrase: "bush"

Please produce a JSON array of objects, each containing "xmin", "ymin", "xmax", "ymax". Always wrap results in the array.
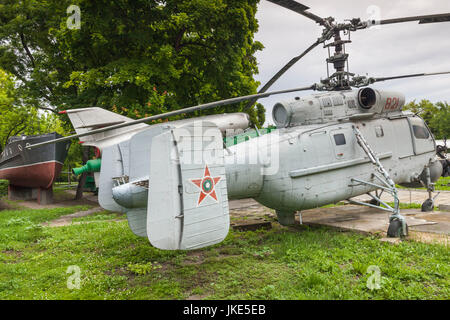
[{"xmin": 0, "ymin": 180, "xmax": 8, "ymax": 197}]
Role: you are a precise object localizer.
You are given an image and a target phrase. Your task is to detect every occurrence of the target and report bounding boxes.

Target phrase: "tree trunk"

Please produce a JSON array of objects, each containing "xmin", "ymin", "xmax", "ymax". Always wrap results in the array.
[{"xmin": 75, "ymin": 147, "xmax": 89, "ymax": 200}]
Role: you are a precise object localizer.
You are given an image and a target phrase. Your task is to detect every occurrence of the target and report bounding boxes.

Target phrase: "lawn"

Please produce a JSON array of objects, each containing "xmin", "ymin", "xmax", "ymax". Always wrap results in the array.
[
  {"xmin": 435, "ymin": 176, "xmax": 450, "ymax": 191},
  {"xmin": 397, "ymin": 176, "xmax": 450, "ymax": 191},
  {"xmin": 0, "ymin": 205, "xmax": 448, "ymax": 300}
]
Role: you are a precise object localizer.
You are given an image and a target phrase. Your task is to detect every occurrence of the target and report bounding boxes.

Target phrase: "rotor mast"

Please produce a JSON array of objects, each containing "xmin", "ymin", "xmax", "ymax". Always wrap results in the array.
[{"xmin": 323, "ymin": 28, "xmax": 353, "ymax": 90}]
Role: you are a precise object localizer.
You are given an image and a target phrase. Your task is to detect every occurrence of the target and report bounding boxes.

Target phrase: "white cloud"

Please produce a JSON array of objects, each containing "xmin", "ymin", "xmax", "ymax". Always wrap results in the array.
[{"xmin": 253, "ymin": 0, "xmax": 450, "ymax": 124}]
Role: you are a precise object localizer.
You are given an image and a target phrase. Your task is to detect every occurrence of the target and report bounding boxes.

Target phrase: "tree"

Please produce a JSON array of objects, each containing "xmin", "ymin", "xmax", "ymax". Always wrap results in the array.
[
  {"xmin": 404, "ymin": 99, "xmax": 450, "ymax": 140},
  {"xmin": 403, "ymin": 100, "xmax": 437, "ymax": 126},
  {"xmin": 1, "ymin": 68, "xmax": 83, "ymax": 191},
  {"xmin": 430, "ymin": 102, "xmax": 450, "ymax": 140},
  {"xmin": 0, "ymin": 0, "xmax": 266, "ymax": 126},
  {"xmin": 0, "ymin": 69, "xmax": 63, "ymax": 152}
]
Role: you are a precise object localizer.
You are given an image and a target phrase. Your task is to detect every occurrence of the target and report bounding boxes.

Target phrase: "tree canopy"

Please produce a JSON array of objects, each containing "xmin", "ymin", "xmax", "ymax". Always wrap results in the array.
[
  {"xmin": 0, "ymin": 68, "xmax": 86, "ymax": 181},
  {"xmin": 0, "ymin": 0, "xmax": 265, "ymax": 126},
  {"xmin": 0, "ymin": 69, "xmax": 66, "ymax": 153}
]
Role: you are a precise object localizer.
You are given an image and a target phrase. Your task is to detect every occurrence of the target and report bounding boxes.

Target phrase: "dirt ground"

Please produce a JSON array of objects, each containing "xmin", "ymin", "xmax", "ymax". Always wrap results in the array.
[
  {"xmin": 1, "ymin": 189, "xmax": 99, "ymax": 211},
  {"xmin": 0, "ymin": 200, "xmax": 10, "ymax": 211},
  {"xmin": 354, "ymin": 189, "xmax": 450, "ymax": 207},
  {"xmin": 41, "ymin": 207, "xmax": 106, "ymax": 227},
  {"xmin": 228, "ymin": 198, "xmax": 450, "ymax": 245}
]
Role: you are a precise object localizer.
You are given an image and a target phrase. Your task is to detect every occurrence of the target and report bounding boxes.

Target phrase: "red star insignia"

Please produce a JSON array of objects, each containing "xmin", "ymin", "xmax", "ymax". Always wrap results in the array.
[{"xmin": 190, "ymin": 164, "xmax": 222, "ymax": 206}]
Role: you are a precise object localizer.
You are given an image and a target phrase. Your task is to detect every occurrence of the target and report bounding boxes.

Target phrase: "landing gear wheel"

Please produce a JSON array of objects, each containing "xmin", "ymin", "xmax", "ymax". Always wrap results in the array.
[
  {"xmin": 421, "ymin": 198, "xmax": 434, "ymax": 212},
  {"xmin": 387, "ymin": 219, "xmax": 408, "ymax": 238},
  {"xmin": 369, "ymin": 199, "xmax": 380, "ymax": 206}
]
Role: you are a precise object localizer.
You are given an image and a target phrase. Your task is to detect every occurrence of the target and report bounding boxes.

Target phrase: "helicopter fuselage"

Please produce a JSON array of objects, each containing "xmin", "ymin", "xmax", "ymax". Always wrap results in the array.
[
  {"xmin": 110, "ymin": 87, "xmax": 439, "ymax": 216},
  {"xmin": 224, "ymin": 88, "xmax": 440, "ymax": 221},
  {"xmin": 225, "ymin": 113, "xmax": 436, "ymax": 214}
]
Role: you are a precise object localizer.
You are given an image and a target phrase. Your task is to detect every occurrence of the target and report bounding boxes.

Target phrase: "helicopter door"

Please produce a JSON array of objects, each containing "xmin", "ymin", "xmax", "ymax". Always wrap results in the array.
[
  {"xmin": 330, "ymin": 128, "xmax": 353, "ymax": 160},
  {"xmin": 407, "ymin": 117, "xmax": 435, "ymax": 155},
  {"xmin": 308, "ymin": 130, "xmax": 333, "ymax": 166},
  {"xmin": 391, "ymin": 118, "xmax": 414, "ymax": 158}
]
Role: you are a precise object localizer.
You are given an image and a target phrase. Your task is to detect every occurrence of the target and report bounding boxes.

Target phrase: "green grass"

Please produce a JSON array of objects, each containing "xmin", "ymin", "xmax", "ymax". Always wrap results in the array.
[
  {"xmin": 0, "ymin": 205, "xmax": 448, "ymax": 300},
  {"xmin": 435, "ymin": 177, "xmax": 450, "ymax": 191},
  {"xmin": 397, "ymin": 176, "xmax": 450, "ymax": 191},
  {"xmin": 383, "ymin": 202, "xmax": 422, "ymax": 210}
]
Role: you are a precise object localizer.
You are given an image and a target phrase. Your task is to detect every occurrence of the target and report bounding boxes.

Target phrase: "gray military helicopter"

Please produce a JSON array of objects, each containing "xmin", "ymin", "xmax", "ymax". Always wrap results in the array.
[{"xmin": 29, "ymin": 0, "xmax": 450, "ymax": 250}]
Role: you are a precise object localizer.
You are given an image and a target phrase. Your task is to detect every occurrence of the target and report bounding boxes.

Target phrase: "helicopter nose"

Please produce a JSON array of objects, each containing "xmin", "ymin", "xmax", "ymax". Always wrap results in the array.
[{"xmin": 419, "ymin": 161, "xmax": 444, "ymax": 184}]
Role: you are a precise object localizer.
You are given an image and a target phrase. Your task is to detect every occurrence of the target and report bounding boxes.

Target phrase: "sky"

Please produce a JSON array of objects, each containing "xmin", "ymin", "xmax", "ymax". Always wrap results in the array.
[{"xmin": 252, "ymin": 0, "xmax": 450, "ymax": 124}]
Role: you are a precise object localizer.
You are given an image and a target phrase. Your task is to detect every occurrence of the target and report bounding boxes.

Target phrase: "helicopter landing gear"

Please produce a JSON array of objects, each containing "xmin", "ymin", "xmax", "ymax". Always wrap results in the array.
[
  {"xmin": 368, "ymin": 189, "xmax": 383, "ymax": 206},
  {"xmin": 387, "ymin": 215, "xmax": 408, "ymax": 238},
  {"xmin": 421, "ymin": 198, "xmax": 434, "ymax": 212},
  {"xmin": 349, "ymin": 127, "xmax": 408, "ymax": 238},
  {"xmin": 421, "ymin": 166, "xmax": 440, "ymax": 212},
  {"xmin": 421, "ymin": 192, "xmax": 440, "ymax": 212},
  {"xmin": 276, "ymin": 210, "xmax": 296, "ymax": 226}
]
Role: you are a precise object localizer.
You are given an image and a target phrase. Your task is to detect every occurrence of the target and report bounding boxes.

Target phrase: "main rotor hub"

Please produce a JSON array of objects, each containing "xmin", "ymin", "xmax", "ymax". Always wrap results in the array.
[{"xmin": 321, "ymin": 28, "xmax": 354, "ymax": 91}]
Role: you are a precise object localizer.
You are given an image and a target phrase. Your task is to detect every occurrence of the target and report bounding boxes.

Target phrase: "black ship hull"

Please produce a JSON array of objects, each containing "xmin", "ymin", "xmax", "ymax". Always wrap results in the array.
[{"xmin": 0, "ymin": 133, "xmax": 71, "ymax": 189}]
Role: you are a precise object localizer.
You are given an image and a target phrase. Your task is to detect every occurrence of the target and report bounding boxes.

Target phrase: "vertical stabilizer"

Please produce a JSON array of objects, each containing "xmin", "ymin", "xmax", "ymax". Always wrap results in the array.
[{"xmin": 147, "ymin": 121, "xmax": 229, "ymax": 250}]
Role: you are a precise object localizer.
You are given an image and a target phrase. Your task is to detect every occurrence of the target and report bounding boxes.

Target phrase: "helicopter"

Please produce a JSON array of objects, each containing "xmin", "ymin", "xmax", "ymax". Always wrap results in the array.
[{"xmin": 28, "ymin": 0, "xmax": 450, "ymax": 250}]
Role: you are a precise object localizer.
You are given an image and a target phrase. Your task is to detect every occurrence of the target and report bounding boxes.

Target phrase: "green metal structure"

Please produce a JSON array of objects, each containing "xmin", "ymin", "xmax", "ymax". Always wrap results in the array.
[
  {"xmin": 72, "ymin": 159, "xmax": 102, "ymax": 176},
  {"xmin": 224, "ymin": 127, "xmax": 276, "ymax": 147}
]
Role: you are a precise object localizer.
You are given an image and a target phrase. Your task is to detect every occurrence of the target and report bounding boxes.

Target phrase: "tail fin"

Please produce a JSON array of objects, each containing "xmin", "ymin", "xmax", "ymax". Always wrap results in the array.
[
  {"xmin": 65, "ymin": 107, "xmax": 148, "ymax": 150},
  {"xmin": 147, "ymin": 121, "xmax": 229, "ymax": 250}
]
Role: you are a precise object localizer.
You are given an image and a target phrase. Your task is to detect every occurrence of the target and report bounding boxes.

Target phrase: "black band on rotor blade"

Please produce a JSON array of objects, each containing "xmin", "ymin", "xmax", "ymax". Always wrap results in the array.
[
  {"xmin": 379, "ymin": 13, "xmax": 450, "ymax": 25},
  {"xmin": 26, "ymin": 85, "xmax": 316, "ymax": 149},
  {"xmin": 419, "ymin": 13, "xmax": 450, "ymax": 24},
  {"xmin": 374, "ymin": 71, "xmax": 450, "ymax": 82},
  {"xmin": 267, "ymin": 0, "xmax": 326, "ymax": 25},
  {"xmin": 244, "ymin": 40, "xmax": 321, "ymax": 110},
  {"xmin": 267, "ymin": 0, "xmax": 309, "ymax": 12}
]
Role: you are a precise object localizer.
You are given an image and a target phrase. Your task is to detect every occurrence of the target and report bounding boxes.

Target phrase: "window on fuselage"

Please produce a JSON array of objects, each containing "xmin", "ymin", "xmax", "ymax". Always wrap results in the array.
[
  {"xmin": 375, "ymin": 126, "xmax": 384, "ymax": 138},
  {"xmin": 412, "ymin": 125, "xmax": 430, "ymax": 139},
  {"xmin": 334, "ymin": 133, "xmax": 346, "ymax": 145}
]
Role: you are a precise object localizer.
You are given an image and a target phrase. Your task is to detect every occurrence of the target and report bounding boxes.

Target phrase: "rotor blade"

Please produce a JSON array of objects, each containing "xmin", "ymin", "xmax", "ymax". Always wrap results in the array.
[
  {"xmin": 244, "ymin": 40, "xmax": 321, "ymax": 110},
  {"xmin": 374, "ymin": 71, "xmax": 450, "ymax": 83},
  {"xmin": 377, "ymin": 13, "xmax": 450, "ymax": 26},
  {"xmin": 267, "ymin": 0, "xmax": 326, "ymax": 25},
  {"xmin": 27, "ymin": 85, "xmax": 316, "ymax": 149}
]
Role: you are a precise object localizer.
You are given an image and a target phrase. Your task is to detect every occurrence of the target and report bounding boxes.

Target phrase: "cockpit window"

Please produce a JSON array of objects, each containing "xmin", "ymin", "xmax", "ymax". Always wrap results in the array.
[
  {"xmin": 412, "ymin": 125, "xmax": 430, "ymax": 139},
  {"xmin": 334, "ymin": 133, "xmax": 346, "ymax": 145}
]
